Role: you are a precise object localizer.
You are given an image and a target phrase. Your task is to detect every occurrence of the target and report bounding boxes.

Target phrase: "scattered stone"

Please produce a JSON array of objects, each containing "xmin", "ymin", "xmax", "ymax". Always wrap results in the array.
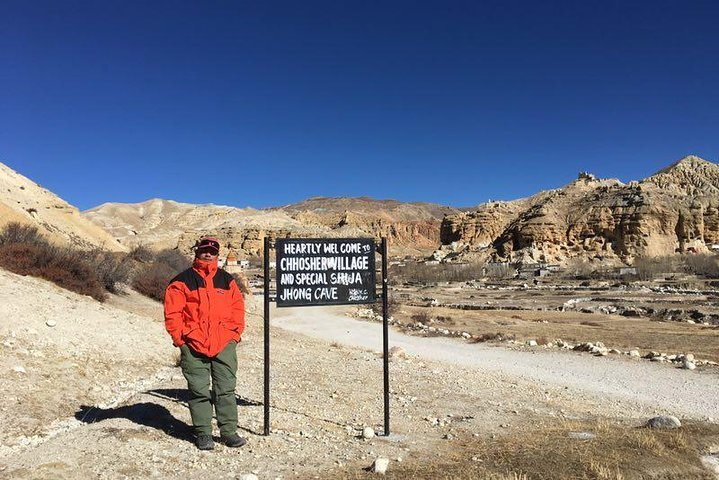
[
  {"xmin": 12, "ymin": 366, "xmax": 26, "ymax": 374},
  {"xmin": 683, "ymin": 361, "xmax": 696, "ymax": 370},
  {"xmin": 237, "ymin": 474, "xmax": 258, "ymax": 480},
  {"xmin": 388, "ymin": 346, "xmax": 406, "ymax": 359},
  {"xmin": 629, "ymin": 350, "xmax": 641, "ymax": 357},
  {"xmin": 527, "ymin": 340, "xmax": 538, "ymax": 347},
  {"xmin": 362, "ymin": 427, "xmax": 375, "ymax": 439},
  {"xmin": 568, "ymin": 431, "xmax": 595, "ymax": 440},
  {"xmin": 646, "ymin": 416, "xmax": 681, "ymax": 429},
  {"xmin": 46, "ymin": 319, "xmax": 57, "ymax": 327},
  {"xmin": 371, "ymin": 457, "xmax": 389, "ymax": 474},
  {"xmin": 685, "ymin": 353, "xmax": 695, "ymax": 362}
]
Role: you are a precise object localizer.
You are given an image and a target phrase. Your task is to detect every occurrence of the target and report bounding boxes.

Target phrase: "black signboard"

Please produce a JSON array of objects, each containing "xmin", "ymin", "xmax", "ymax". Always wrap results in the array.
[{"xmin": 275, "ymin": 238, "xmax": 376, "ymax": 307}]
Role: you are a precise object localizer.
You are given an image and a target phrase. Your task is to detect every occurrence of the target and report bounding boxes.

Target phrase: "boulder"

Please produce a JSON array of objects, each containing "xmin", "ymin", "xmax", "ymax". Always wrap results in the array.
[{"xmin": 646, "ymin": 416, "xmax": 681, "ymax": 429}]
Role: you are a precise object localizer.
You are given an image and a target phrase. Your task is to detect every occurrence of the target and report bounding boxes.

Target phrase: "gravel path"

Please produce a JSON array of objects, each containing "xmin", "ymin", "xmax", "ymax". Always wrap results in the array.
[{"xmin": 271, "ymin": 303, "xmax": 719, "ymax": 422}]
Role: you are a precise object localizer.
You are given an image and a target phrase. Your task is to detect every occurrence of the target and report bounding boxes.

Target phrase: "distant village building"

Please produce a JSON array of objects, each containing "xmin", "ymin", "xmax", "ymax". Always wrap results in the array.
[
  {"xmin": 226, "ymin": 251, "xmax": 238, "ymax": 266},
  {"xmin": 222, "ymin": 251, "xmax": 249, "ymax": 274},
  {"xmin": 619, "ymin": 267, "xmax": 637, "ymax": 276},
  {"xmin": 516, "ymin": 262, "xmax": 559, "ymax": 279}
]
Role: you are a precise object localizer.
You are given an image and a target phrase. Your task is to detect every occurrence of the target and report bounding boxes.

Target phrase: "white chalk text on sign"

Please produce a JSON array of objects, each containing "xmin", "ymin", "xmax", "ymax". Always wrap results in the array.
[{"xmin": 275, "ymin": 238, "xmax": 376, "ymax": 307}]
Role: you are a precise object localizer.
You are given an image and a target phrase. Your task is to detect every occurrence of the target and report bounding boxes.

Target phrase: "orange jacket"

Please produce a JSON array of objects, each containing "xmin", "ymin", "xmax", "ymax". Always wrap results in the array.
[{"xmin": 164, "ymin": 258, "xmax": 245, "ymax": 358}]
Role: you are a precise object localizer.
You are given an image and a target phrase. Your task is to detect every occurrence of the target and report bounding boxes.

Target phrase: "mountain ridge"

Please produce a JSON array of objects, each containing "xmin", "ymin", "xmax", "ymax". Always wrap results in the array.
[{"xmin": 439, "ymin": 155, "xmax": 719, "ymax": 264}]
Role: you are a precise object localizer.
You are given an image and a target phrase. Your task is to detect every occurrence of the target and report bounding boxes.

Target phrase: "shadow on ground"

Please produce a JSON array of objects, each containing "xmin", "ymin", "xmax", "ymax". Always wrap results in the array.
[
  {"xmin": 74, "ymin": 402, "xmax": 193, "ymax": 442},
  {"xmin": 146, "ymin": 388, "xmax": 263, "ymax": 407},
  {"xmin": 74, "ymin": 390, "xmax": 265, "ymax": 442}
]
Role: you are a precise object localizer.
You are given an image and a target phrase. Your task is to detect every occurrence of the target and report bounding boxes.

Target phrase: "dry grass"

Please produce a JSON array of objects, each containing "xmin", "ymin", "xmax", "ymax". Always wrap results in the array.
[
  {"xmin": 399, "ymin": 306, "xmax": 719, "ymax": 362},
  {"xmin": 312, "ymin": 419, "xmax": 719, "ymax": 480}
]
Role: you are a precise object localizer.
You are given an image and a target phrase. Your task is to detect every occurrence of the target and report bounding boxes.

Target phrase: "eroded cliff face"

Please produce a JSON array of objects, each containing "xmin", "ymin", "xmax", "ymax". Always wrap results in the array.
[{"xmin": 440, "ymin": 156, "xmax": 719, "ymax": 264}]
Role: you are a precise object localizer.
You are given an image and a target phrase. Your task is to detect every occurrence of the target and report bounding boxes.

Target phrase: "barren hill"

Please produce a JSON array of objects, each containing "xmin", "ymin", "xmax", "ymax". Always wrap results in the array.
[
  {"xmin": 85, "ymin": 196, "xmax": 458, "ymax": 257},
  {"xmin": 440, "ymin": 155, "xmax": 719, "ymax": 265},
  {"xmin": 274, "ymin": 196, "xmax": 461, "ymax": 251},
  {"xmin": 0, "ymin": 162, "xmax": 126, "ymax": 251},
  {"xmin": 84, "ymin": 198, "xmax": 318, "ymax": 254}
]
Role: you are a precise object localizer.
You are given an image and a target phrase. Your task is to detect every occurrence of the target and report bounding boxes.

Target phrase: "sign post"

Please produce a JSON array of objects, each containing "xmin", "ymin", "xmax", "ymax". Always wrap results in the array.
[
  {"xmin": 381, "ymin": 237, "xmax": 390, "ymax": 435},
  {"xmin": 262, "ymin": 237, "xmax": 389, "ymax": 436},
  {"xmin": 263, "ymin": 236, "xmax": 271, "ymax": 436}
]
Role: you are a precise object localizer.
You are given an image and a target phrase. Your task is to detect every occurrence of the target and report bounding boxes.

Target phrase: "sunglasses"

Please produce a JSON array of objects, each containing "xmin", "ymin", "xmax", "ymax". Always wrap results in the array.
[{"xmin": 198, "ymin": 240, "xmax": 220, "ymax": 250}]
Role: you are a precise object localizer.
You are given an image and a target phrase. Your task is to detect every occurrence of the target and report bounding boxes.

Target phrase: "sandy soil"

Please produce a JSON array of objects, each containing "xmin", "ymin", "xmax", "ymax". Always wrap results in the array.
[{"xmin": 1, "ymin": 269, "xmax": 717, "ymax": 479}]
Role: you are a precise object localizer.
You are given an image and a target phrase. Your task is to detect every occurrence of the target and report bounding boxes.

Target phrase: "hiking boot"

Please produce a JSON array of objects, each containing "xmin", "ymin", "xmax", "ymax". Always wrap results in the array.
[
  {"xmin": 195, "ymin": 434, "xmax": 214, "ymax": 450},
  {"xmin": 220, "ymin": 433, "xmax": 247, "ymax": 448}
]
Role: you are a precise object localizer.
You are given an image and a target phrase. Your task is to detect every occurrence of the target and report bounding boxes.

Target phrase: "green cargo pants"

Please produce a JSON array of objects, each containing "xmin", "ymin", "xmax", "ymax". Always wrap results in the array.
[{"xmin": 180, "ymin": 340, "xmax": 238, "ymax": 436}]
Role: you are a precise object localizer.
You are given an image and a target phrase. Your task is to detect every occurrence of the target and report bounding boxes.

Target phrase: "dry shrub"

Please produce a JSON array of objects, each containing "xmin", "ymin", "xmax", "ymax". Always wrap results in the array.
[
  {"xmin": 410, "ymin": 312, "xmax": 431, "ymax": 324},
  {"xmin": 0, "ymin": 222, "xmax": 46, "ymax": 246},
  {"xmin": 132, "ymin": 262, "xmax": 178, "ymax": 302},
  {"xmin": 580, "ymin": 320, "xmax": 602, "ymax": 327},
  {"xmin": 88, "ymin": 249, "xmax": 132, "ymax": 293},
  {"xmin": 472, "ymin": 332, "xmax": 514, "ymax": 343},
  {"xmin": 634, "ymin": 256, "xmax": 681, "ymax": 280},
  {"xmin": 371, "ymin": 292, "xmax": 398, "ymax": 318},
  {"xmin": 0, "ymin": 225, "xmax": 107, "ymax": 301},
  {"xmin": 131, "ymin": 248, "xmax": 191, "ymax": 302},
  {"xmin": 127, "ymin": 245, "xmax": 154, "ymax": 263},
  {"xmin": 393, "ymin": 262, "xmax": 482, "ymax": 283},
  {"xmin": 155, "ymin": 249, "xmax": 190, "ymax": 272},
  {"xmin": 683, "ymin": 253, "xmax": 719, "ymax": 277}
]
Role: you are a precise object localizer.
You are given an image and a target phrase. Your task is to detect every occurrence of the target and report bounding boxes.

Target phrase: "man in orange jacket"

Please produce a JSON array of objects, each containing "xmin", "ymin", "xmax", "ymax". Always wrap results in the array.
[{"xmin": 164, "ymin": 236, "xmax": 247, "ymax": 450}]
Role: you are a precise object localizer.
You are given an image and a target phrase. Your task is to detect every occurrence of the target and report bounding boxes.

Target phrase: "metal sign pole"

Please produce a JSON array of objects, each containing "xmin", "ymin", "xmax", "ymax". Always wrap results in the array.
[
  {"xmin": 381, "ymin": 237, "xmax": 390, "ymax": 436},
  {"xmin": 263, "ymin": 236, "xmax": 271, "ymax": 436}
]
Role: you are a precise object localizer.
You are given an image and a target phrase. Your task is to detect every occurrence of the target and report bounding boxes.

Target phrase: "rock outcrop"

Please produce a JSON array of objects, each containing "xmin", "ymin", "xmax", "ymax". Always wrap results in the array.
[
  {"xmin": 276, "ymin": 197, "xmax": 460, "ymax": 252},
  {"xmin": 440, "ymin": 155, "xmax": 719, "ymax": 264}
]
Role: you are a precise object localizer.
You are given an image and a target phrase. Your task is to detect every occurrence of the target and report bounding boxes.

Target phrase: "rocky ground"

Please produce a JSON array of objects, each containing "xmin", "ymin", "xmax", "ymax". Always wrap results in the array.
[
  {"xmin": 395, "ymin": 278, "xmax": 719, "ymax": 326},
  {"xmin": 1, "ymin": 269, "xmax": 718, "ymax": 479}
]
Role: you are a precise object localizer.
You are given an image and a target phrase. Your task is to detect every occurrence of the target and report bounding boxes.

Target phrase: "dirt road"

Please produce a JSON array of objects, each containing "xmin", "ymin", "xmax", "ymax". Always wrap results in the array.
[{"xmin": 271, "ymin": 303, "xmax": 719, "ymax": 422}]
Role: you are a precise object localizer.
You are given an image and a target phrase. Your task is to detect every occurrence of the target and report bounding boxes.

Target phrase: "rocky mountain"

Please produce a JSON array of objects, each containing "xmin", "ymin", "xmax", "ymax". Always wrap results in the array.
[
  {"xmin": 274, "ymin": 196, "xmax": 461, "ymax": 251},
  {"xmin": 439, "ymin": 155, "xmax": 719, "ymax": 265},
  {"xmin": 0, "ymin": 162, "xmax": 126, "ymax": 251},
  {"xmin": 85, "ymin": 196, "xmax": 457, "ymax": 257}
]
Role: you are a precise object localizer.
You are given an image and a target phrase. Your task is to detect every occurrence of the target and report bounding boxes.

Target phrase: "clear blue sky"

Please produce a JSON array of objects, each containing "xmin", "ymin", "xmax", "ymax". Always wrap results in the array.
[{"xmin": 1, "ymin": 1, "xmax": 717, "ymax": 210}]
